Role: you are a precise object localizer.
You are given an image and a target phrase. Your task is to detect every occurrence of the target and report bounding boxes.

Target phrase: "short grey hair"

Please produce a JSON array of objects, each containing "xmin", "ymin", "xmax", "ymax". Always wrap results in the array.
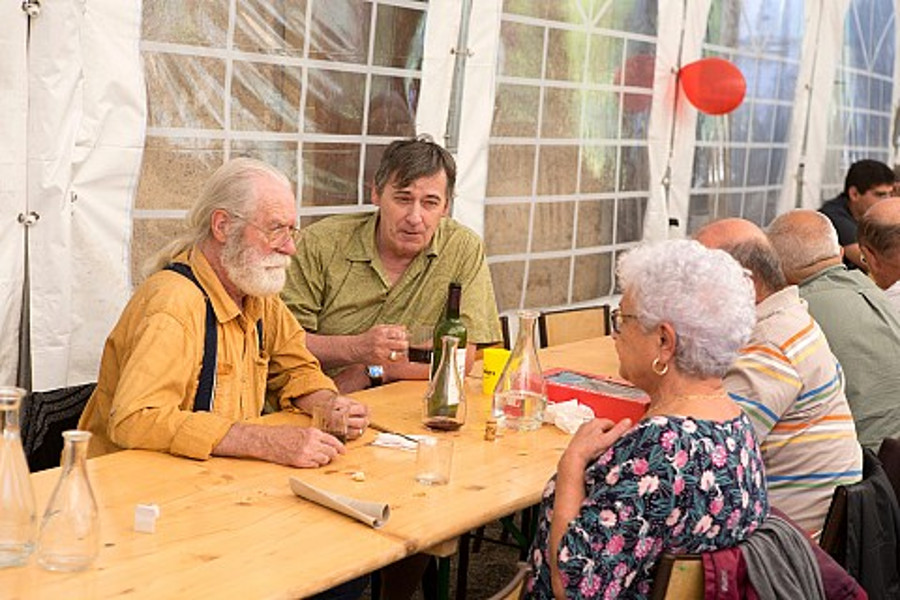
[
  {"xmin": 766, "ymin": 210, "xmax": 840, "ymax": 278},
  {"xmin": 719, "ymin": 238, "xmax": 787, "ymax": 295},
  {"xmin": 617, "ymin": 239, "xmax": 756, "ymax": 378},
  {"xmin": 144, "ymin": 158, "xmax": 291, "ymax": 276}
]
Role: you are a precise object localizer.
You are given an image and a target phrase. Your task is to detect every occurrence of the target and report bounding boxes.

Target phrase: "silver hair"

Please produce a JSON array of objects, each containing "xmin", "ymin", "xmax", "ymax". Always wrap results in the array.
[
  {"xmin": 766, "ymin": 210, "xmax": 840, "ymax": 277},
  {"xmin": 143, "ymin": 158, "xmax": 291, "ymax": 277},
  {"xmin": 617, "ymin": 239, "xmax": 756, "ymax": 378}
]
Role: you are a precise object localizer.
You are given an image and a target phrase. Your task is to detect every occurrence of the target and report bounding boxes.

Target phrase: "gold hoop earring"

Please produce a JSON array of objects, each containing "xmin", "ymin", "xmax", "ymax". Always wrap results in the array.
[{"xmin": 651, "ymin": 357, "xmax": 669, "ymax": 376}]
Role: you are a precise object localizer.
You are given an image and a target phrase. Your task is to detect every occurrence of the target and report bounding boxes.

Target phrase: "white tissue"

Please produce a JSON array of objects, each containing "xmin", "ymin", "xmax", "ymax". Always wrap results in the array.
[
  {"xmin": 370, "ymin": 432, "xmax": 428, "ymax": 451},
  {"xmin": 544, "ymin": 400, "xmax": 595, "ymax": 434}
]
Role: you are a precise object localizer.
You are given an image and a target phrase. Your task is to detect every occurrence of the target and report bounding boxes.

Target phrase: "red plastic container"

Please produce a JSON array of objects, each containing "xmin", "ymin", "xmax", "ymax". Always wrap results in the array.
[{"xmin": 544, "ymin": 368, "xmax": 650, "ymax": 422}]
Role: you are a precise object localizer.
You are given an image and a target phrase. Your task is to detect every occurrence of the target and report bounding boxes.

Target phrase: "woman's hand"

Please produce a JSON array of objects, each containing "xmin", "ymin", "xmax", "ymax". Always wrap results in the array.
[
  {"xmin": 558, "ymin": 418, "xmax": 633, "ymax": 474},
  {"xmin": 550, "ymin": 417, "xmax": 633, "ymax": 598}
]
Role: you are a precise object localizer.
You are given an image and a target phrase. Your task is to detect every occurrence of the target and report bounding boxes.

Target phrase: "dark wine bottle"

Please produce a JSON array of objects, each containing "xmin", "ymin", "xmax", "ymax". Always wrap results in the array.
[{"xmin": 430, "ymin": 282, "xmax": 467, "ymax": 380}]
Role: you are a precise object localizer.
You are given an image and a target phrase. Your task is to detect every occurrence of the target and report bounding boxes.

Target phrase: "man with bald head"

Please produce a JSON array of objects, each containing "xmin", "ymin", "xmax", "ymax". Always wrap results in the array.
[
  {"xmin": 768, "ymin": 210, "xmax": 900, "ymax": 450},
  {"xmin": 696, "ymin": 218, "xmax": 861, "ymax": 535},
  {"xmin": 858, "ymin": 198, "xmax": 900, "ymax": 312}
]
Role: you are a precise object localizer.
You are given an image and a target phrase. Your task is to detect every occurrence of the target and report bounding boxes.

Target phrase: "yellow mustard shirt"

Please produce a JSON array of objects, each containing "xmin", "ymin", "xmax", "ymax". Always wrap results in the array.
[{"xmin": 78, "ymin": 247, "xmax": 336, "ymax": 460}]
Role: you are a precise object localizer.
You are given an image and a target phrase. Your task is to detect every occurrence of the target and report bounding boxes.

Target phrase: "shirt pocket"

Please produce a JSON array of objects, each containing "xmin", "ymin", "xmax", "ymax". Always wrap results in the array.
[{"xmin": 212, "ymin": 361, "xmax": 237, "ymax": 417}]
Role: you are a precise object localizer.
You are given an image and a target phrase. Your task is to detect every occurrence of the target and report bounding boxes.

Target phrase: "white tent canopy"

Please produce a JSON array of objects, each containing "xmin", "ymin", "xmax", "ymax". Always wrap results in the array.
[{"xmin": 1, "ymin": 0, "xmax": 896, "ymax": 391}]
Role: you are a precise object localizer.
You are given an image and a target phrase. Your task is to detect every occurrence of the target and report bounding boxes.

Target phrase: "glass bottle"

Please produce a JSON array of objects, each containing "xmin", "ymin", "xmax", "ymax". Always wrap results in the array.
[
  {"xmin": 0, "ymin": 386, "xmax": 37, "ymax": 567},
  {"xmin": 423, "ymin": 335, "xmax": 467, "ymax": 431},
  {"xmin": 430, "ymin": 282, "xmax": 467, "ymax": 381},
  {"xmin": 492, "ymin": 310, "xmax": 547, "ymax": 431},
  {"xmin": 36, "ymin": 430, "xmax": 99, "ymax": 572}
]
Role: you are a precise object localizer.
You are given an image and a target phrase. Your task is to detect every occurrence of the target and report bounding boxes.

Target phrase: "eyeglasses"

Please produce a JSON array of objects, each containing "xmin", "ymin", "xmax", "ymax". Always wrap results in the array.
[
  {"xmin": 230, "ymin": 213, "xmax": 301, "ymax": 249},
  {"xmin": 610, "ymin": 308, "xmax": 639, "ymax": 334}
]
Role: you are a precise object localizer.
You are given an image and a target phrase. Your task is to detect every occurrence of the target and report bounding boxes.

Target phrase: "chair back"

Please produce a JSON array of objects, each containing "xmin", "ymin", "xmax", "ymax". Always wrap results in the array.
[
  {"xmin": 819, "ymin": 485, "xmax": 849, "ymax": 562},
  {"xmin": 487, "ymin": 562, "xmax": 531, "ymax": 600},
  {"xmin": 819, "ymin": 447, "xmax": 900, "ymax": 599},
  {"xmin": 537, "ymin": 305, "xmax": 610, "ymax": 347},
  {"xmin": 649, "ymin": 553, "xmax": 703, "ymax": 600},
  {"xmin": 20, "ymin": 383, "xmax": 96, "ymax": 472},
  {"xmin": 878, "ymin": 437, "xmax": 900, "ymax": 505}
]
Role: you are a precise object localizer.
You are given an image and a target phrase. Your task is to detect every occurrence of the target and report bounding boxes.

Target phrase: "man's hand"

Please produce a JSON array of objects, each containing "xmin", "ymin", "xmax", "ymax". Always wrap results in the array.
[
  {"xmin": 213, "ymin": 423, "xmax": 345, "ymax": 468},
  {"xmin": 356, "ymin": 324, "xmax": 409, "ymax": 365},
  {"xmin": 332, "ymin": 394, "xmax": 370, "ymax": 440}
]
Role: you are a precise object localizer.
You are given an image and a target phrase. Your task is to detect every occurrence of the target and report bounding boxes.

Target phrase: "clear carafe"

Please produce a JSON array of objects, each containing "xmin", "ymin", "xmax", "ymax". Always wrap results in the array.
[
  {"xmin": 0, "ymin": 386, "xmax": 37, "ymax": 567},
  {"xmin": 423, "ymin": 335, "xmax": 467, "ymax": 431},
  {"xmin": 492, "ymin": 310, "xmax": 547, "ymax": 431},
  {"xmin": 37, "ymin": 430, "xmax": 99, "ymax": 572}
]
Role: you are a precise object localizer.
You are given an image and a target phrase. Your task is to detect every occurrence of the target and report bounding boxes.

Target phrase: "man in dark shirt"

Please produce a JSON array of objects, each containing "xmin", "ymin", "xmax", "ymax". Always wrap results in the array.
[{"xmin": 820, "ymin": 159, "xmax": 894, "ymax": 271}]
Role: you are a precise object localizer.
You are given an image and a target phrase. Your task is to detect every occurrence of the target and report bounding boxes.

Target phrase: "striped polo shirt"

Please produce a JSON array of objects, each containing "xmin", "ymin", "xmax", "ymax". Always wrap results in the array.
[{"xmin": 724, "ymin": 285, "xmax": 862, "ymax": 536}]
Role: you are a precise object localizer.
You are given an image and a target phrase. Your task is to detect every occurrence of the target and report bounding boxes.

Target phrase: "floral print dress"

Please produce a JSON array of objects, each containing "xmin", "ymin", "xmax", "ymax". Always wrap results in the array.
[{"xmin": 526, "ymin": 414, "xmax": 768, "ymax": 599}]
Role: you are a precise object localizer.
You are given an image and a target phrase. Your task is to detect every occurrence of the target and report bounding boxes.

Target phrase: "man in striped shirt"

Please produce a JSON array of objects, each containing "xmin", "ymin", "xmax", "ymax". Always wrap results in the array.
[{"xmin": 697, "ymin": 218, "xmax": 862, "ymax": 536}]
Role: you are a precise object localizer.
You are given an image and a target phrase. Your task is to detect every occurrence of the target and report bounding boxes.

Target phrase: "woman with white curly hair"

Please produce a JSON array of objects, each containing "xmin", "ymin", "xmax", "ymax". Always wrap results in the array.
[{"xmin": 526, "ymin": 240, "xmax": 769, "ymax": 599}]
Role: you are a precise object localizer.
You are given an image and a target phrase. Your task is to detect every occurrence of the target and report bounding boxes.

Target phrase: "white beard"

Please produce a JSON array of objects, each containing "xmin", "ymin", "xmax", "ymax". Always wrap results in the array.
[{"xmin": 221, "ymin": 234, "xmax": 289, "ymax": 297}]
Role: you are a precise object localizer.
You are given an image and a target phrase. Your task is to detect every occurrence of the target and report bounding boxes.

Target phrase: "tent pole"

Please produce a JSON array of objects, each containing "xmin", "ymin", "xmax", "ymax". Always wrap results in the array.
[{"xmin": 444, "ymin": 0, "xmax": 474, "ymax": 154}]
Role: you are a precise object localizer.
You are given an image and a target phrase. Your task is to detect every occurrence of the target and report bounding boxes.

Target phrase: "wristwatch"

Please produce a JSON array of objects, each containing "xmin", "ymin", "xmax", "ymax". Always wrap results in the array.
[{"xmin": 367, "ymin": 365, "xmax": 385, "ymax": 388}]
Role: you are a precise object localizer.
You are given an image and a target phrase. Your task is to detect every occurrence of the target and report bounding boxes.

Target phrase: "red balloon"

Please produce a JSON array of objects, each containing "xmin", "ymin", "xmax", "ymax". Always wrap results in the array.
[{"xmin": 679, "ymin": 57, "xmax": 746, "ymax": 115}]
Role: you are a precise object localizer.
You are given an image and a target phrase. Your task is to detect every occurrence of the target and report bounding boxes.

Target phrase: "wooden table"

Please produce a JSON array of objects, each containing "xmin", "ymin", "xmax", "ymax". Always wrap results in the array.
[{"xmin": 0, "ymin": 337, "xmax": 619, "ymax": 599}]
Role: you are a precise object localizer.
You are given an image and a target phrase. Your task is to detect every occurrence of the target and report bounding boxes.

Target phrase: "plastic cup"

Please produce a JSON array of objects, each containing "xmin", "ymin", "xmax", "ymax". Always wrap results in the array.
[
  {"xmin": 311, "ymin": 398, "xmax": 349, "ymax": 444},
  {"xmin": 482, "ymin": 347, "xmax": 511, "ymax": 396},
  {"xmin": 407, "ymin": 324, "xmax": 434, "ymax": 364},
  {"xmin": 415, "ymin": 437, "xmax": 453, "ymax": 485}
]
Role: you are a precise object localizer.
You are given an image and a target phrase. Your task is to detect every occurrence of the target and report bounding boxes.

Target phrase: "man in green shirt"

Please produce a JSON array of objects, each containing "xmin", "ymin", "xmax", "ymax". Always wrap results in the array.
[
  {"xmin": 768, "ymin": 209, "xmax": 900, "ymax": 450},
  {"xmin": 283, "ymin": 136, "xmax": 502, "ymax": 393}
]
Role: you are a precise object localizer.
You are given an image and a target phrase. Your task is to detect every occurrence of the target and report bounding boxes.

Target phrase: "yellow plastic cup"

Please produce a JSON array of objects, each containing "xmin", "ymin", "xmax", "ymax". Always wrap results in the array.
[{"xmin": 482, "ymin": 348, "xmax": 511, "ymax": 396}]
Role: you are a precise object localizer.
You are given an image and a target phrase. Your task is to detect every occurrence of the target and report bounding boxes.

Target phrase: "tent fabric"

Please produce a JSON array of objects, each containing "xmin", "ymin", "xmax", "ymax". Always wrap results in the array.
[
  {"xmin": 26, "ymin": 0, "xmax": 144, "ymax": 391},
  {"xmin": 2, "ymin": 1, "xmax": 900, "ymax": 388},
  {"xmin": 0, "ymin": 4, "xmax": 29, "ymax": 386}
]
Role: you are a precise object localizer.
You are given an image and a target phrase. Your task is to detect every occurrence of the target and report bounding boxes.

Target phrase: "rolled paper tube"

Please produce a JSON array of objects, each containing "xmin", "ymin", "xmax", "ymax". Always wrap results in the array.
[{"xmin": 289, "ymin": 477, "xmax": 391, "ymax": 528}]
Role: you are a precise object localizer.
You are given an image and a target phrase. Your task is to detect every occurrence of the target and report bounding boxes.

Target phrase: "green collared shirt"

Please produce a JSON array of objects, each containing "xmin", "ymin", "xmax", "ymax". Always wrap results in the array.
[
  {"xmin": 282, "ymin": 212, "xmax": 502, "ymax": 350},
  {"xmin": 799, "ymin": 264, "xmax": 900, "ymax": 450}
]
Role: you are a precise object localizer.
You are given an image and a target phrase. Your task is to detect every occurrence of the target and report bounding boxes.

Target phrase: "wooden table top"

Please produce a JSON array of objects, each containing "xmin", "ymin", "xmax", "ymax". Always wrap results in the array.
[{"xmin": 0, "ymin": 336, "xmax": 619, "ymax": 599}]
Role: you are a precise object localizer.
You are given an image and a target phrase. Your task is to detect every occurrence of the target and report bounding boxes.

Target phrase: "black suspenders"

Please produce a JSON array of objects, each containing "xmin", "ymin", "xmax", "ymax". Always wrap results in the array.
[
  {"xmin": 164, "ymin": 263, "xmax": 266, "ymax": 412},
  {"xmin": 164, "ymin": 263, "xmax": 218, "ymax": 412}
]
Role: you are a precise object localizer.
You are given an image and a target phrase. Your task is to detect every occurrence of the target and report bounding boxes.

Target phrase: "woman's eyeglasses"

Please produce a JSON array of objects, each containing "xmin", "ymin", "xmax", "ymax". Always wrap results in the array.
[{"xmin": 609, "ymin": 308, "xmax": 639, "ymax": 334}]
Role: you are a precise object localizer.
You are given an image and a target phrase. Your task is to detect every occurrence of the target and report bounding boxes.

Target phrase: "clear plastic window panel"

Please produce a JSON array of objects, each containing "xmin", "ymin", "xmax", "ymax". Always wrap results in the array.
[
  {"xmin": 821, "ymin": 0, "xmax": 895, "ymax": 201},
  {"xmin": 486, "ymin": 0, "xmax": 657, "ymax": 313},
  {"xmin": 135, "ymin": 0, "xmax": 427, "ymax": 279},
  {"xmin": 686, "ymin": 0, "xmax": 804, "ymax": 234}
]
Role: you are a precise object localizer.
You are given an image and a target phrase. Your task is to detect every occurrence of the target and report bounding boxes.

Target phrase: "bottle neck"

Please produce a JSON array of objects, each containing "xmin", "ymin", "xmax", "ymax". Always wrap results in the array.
[
  {"xmin": 60, "ymin": 432, "xmax": 91, "ymax": 472},
  {"xmin": 0, "ymin": 400, "xmax": 22, "ymax": 435},
  {"xmin": 438, "ymin": 336, "xmax": 460, "ymax": 365},
  {"xmin": 446, "ymin": 284, "xmax": 461, "ymax": 320},
  {"xmin": 516, "ymin": 313, "xmax": 538, "ymax": 349}
]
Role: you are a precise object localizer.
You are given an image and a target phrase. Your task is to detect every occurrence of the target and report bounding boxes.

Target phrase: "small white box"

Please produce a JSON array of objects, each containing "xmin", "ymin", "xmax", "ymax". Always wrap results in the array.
[{"xmin": 134, "ymin": 503, "xmax": 160, "ymax": 534}]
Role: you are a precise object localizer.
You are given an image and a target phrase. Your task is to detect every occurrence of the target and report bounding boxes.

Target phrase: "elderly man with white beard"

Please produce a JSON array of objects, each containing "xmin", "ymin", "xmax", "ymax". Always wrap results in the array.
[{"xmin": 79, "ymin": 158, "xmax": 369, "ymax": 469}]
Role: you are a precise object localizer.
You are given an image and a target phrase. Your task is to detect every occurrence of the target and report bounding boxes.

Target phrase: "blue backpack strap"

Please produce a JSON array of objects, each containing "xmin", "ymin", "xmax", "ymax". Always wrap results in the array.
[{"xmin": 163, "ymin": 263, "xmax": 217, "ymax": 412}]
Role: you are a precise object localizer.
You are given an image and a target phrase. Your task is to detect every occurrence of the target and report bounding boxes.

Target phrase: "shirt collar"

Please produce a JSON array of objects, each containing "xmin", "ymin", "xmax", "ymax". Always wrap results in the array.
[{"xmin": 756, "ymin": 285, "xmax": 805, "ymax": 320}]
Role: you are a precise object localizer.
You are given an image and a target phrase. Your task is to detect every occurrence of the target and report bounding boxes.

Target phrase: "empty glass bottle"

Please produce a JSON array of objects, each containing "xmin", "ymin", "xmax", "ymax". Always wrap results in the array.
[
  {"xmin": 492, "ymin": 310, "xmax": 547, "ymax": 431},
  {"xmin": 37, "ymin": 430, "xmax": 99, "ymax": 572},
  {"xmin": 0, "ymin": 386, "xmax": 36, "ymax": 567},
  {"xmin": 423, "ymin": 335, "xmax": 467, "ymax": 431}
]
